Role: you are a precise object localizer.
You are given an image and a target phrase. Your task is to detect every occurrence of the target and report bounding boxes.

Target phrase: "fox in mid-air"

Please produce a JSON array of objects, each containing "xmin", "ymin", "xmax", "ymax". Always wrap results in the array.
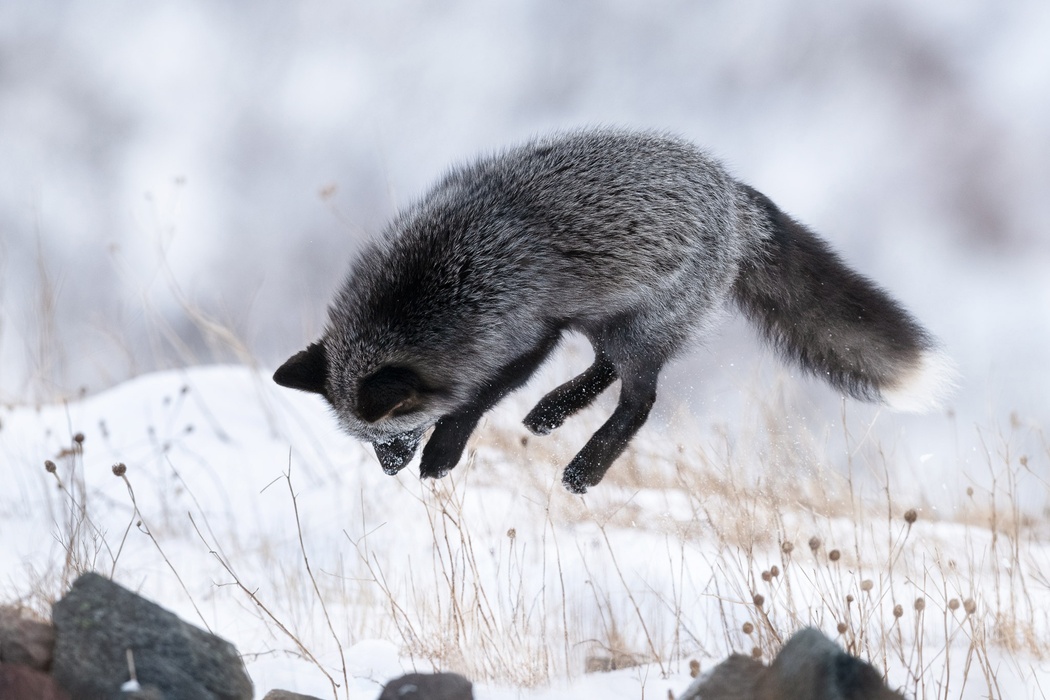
[{"xmin": 275, "ymin": 129, "xmax": 955, "ymax": 493}]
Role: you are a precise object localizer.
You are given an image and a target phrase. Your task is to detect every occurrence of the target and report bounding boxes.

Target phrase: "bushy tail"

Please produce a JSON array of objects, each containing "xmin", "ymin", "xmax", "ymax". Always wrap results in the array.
[{"xmin": 733, "ymin": 186, "xmax": 956, "ymax": 412}]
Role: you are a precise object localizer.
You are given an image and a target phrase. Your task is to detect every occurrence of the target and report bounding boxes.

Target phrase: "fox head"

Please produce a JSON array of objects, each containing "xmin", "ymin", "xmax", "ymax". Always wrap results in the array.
[{"xmin": 273, "ymin": 340, "xmax": 450, "ymax": 474}]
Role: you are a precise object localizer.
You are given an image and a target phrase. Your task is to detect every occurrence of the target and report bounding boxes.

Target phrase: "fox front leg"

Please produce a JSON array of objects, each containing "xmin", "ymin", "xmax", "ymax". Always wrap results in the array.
[
  {"xmin": 418, "ymin": 332, "xmax": 562, "ymax": 480},
  {"xmin": 419, "ymin": 411, "xmax": 484, "ymax": 479},
  {"xmin": 373, "ymin": 428, "xmax": 424, "ymax": 475}
]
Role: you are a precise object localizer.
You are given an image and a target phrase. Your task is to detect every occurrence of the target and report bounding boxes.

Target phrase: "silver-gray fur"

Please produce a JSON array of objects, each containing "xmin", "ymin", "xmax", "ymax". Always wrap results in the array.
[{"xmin": 274, "ymin": 129, "xmax": 952, "ymax": 493}]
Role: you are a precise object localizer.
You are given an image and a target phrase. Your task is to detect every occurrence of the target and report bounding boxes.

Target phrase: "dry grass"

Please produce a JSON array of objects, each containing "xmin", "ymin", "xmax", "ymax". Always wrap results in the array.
[
  {"xmin": 9, "ymin": 355, "xmax": 1049, "ymax": 700},
  {"xmin": 1, "ymin": 181, "xmax": 261, "ymax": 407},
  {"xmin": 365, "ymin": 374, "xmax": 1050, "ymax": 699}
]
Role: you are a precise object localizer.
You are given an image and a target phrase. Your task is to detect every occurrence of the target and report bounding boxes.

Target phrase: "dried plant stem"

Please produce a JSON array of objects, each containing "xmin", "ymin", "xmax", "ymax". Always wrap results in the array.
[
  {"xmin": 284, "ymin": 455, "xmax": 350, "ymax": 698},
  {"xmin": 118, "ymin": 471, "xmax": 212, "ymax": 632},
  {"xmin": 190, "ymin": 514, "xmax": 340, "ymax": 699}
]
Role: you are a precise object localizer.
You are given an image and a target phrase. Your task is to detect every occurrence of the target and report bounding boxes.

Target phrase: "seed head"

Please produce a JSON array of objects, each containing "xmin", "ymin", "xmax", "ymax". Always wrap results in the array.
[
  {"xmin": 914, "ymin": 597, "xmax": 926, "ymax": 612},
  {"xmin": 948, "ymin": 598, "xmax": 960, "ymax": 611},
  {"xmin": 73, "ymin": 432, "xmax": 85, "ymax": 444},
  {"xmin": 506, "ymin": 528, "xmax": 516, "ymax": 540},
  {"xmin": 689, "ymin": 659, "xmax": 700, "ymax": 678},
  {"xmin": 112, "ymin": 463, "xmax": 127, "ymax": 477},
  {"xmin": 836, "ymin": 622, "xmax": 848, "ymax": 635},
  {"xmin": 752, "ymin": 593, "xmax": 765, "ymax": 608},
  {"xmin": 904, "ymin": 508, "xmax": 918, "ymax": 525},
  {"xmin": 963, "ymin": 598, "xmax": 976, "ymax": 615},
  {"xmin": 742, "ymin": 621, "xmax": 754, "ymax": 635},
  {"xmin": 829, "ymin": 549, "xmax": 841, "ymax": 562},
  {"xmin": 761, "ymin": 570, "xmax": 772, "ymax": 582},
  {"xmin": 44, "ymin": 460, "xmax": 57, "ymax": 473},
  {"xmin": 751, "ymin": 646, "xmax": 762, "ymax": 660},
  {"xmin": 846, "ymin": 594, "xmax": 855, "ymax": 605},
  {"xmin": 808, "ymin": 536, "xmax": 822, "ymax": 552},
  {"xmin": 893, "ymin": 604, "xmax": 903, "ymax": 618},
  {"xmin": 769, "ymin": 565, "xmax": 780, "ymax": 578},
  {"xmin": 860, "ymin": 579, "xmax": 874, "ymax": 592},
  {"xmin": 781, "ymin": 541, "xmax": 794, "ymax": 555}
]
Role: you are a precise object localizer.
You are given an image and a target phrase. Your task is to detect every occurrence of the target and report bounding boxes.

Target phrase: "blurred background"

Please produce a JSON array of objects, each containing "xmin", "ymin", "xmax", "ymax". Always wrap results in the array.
[{"xmin": 2, "ymin": 0, "xmax": 1048, "ymax": 460}]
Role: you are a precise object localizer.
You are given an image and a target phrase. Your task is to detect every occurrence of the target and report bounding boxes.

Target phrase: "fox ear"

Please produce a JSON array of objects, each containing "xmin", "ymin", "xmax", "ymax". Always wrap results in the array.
[
  {"xmin": 274, "ymin": 342, "xmax": 328, "ymax": 396},
  {"xmin": 357, "ymin": 365, "xmax": 427, "ymax": 423}
]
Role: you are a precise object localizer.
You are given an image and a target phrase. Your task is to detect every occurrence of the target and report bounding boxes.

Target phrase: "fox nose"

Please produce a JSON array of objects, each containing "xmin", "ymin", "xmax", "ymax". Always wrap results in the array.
[{"xmin": 372, "ymin": 429, "xmax": 423, "ymax": 475}]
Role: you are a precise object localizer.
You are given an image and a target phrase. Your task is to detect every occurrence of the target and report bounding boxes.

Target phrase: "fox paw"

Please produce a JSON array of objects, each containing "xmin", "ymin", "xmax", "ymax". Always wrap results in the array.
[
  {"xmin": 419, "ymin": 432, "xmax": 464, "ymax": 480},
  {"xmin": 523, "ymin": 404, "xmax": 564, "ymax": 436},
  {"xmin": 419, "ymin": 459, "xmax": 454, "ymax": 480},
  {"xmin": 562, "ymin": 448, "xmax": 615, "ymax": 493},
  {"xmin": 561, "ymin": 465, "xmax": 598, "ymax": 495}
]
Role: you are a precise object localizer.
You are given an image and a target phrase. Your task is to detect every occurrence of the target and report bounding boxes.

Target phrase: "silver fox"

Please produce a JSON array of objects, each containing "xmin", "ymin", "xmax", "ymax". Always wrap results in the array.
[{"xmin": 274, "ymin": 129, "xmax": 955, "ymax": 493}]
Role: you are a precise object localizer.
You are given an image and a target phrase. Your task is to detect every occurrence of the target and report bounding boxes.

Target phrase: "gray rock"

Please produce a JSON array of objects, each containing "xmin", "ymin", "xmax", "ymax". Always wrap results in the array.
[
  {"xmin": 679, "ymin": 654, "xmax": 763, "ymax": 699},
  {"xmin": 761, "ymin": 628, "xmax": 905, "ymax": 700},
  {"xmin": 51, "ymin": 572, "xmax": 252, "ymax": 700},
  {"xmin": 679, "ymin": 628, "xmax": 905, "ymax": 700},
  {"xmin": 0, "ymin": 605, "xmax": 56, "ymax": 671},
  {"xmin": 378, "ymin": 672, "xmax": 473, "ymax": 700},
  {"xmin": 262, "ymin": 690, "xmax": 326, "ymax": 700},
  {"xmin": 123, "ymin": 684, "xmax": 167, "ymax": 700}
]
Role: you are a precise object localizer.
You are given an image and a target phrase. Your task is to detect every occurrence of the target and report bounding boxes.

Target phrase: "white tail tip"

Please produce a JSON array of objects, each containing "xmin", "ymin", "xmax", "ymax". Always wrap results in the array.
[{"xmin": 881, "ymin": 349, "xmax": 958, "ymax": 413}]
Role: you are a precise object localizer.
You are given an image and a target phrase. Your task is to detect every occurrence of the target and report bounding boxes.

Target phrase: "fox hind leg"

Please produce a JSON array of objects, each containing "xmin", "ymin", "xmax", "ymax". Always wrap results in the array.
[
  {"xmin": 561, "ymin": 362, "xmax": 660, "ymax": 494},
  {"xmin": 523, "ymin": 353, "xmax": 617, "ymax": 435}
]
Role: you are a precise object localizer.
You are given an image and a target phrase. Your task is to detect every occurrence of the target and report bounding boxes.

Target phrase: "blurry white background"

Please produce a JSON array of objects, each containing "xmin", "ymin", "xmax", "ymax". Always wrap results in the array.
[{"xmin": 2, "ymin": 0, "xmax": 1048, "ymax": 438}]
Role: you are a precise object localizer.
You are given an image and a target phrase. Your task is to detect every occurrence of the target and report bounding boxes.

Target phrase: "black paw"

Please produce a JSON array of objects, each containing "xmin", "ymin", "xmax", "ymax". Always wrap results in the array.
[
  {"xmin": 561, "ymin": 449, "xmax": 613, "ymax": 494},
  {"xmin": 373, "ymin": 430, "xmax": 422, "ymax": 475},
  {"xmin": 419, "ymin": 432, "xmax": 466, "ymax": 482},
  {"xmin": 419, "ymin": 453, "xmax": 456, "ymax": 480},
  {"xmin": 523, "ymin": 402, "xmax": 563, "ymax": 436},
  {"xmin": 561, "ymin": 467, "xmax": 589, "ymax": 494},
  {"xmin": 562, "ymin": 463, "xmax": 602, "ymax": 494}
]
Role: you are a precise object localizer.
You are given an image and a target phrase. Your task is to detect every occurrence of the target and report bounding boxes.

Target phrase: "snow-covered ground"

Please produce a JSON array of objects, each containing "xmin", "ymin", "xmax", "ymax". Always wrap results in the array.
[
  {"xmin": 3, "ymin": 356, "xmax": 1048, "ymax": 699},
  {"xmin": 2, "ymin": 2, "xmax": 1049, "ymax": 698}
]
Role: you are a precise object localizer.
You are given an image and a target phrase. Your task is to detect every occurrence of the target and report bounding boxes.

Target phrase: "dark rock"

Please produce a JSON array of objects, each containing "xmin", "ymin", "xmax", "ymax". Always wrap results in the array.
[
  {"xmin": 123, "ymin": 684, "xmax": 167, "ymax": 700},
  {"xmin": 0, "ymin": 605, "xmax": 56, "ymax": 671},
  {"xmin": 0, "ymin": 662, "xmax": 71, "ymax": 700},
  {"xmin": 378, "ymin": 672, "xmax": 473, "ymax": 700},
  {"xmin": 262, "ymin": 690, "xmax": 326, "ymax": 700},
  {"xmin": 758, "ymin": 628, "xmax": 904, "ymax": 700},
  {"xmin": 679, "ymin": 654, "xmax": 763, "ymax": 699},
  {"xmin": 51, "ymin": 572, "xmax": 252, "ymax": 700},
  {"xmin": 678, "ymin": 628, "xmax": 905, "ymax": 700}
]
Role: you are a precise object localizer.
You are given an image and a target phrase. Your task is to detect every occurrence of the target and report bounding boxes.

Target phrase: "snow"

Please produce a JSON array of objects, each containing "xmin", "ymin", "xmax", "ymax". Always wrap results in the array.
[{"xmin": 3, "ymin": 361, "xmax": 1049, "ymax": 698}]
